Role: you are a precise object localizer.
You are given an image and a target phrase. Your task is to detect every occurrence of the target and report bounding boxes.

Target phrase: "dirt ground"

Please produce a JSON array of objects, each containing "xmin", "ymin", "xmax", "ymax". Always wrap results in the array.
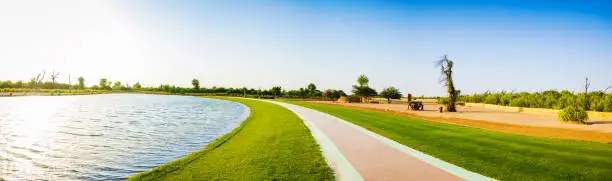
[{"xmin": 310, "ymin": 101, "xmax": 612, "ymax": 143}]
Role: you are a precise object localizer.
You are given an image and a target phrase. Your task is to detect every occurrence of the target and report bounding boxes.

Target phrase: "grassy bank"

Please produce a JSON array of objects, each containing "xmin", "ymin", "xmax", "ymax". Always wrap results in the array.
[
  {"xmin": 283, "ymin": 100, "xmax": 612, "ymax": 181},
  {"xmin": 129, "ymin": 97, "xmax": 333, "ymax": 180}
]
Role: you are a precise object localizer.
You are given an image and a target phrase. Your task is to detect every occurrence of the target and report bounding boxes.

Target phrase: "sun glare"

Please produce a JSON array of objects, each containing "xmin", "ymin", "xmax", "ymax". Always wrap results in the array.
[{"xmin": 3, "ymin": 97, "xmax": 64, "ymax": 179}]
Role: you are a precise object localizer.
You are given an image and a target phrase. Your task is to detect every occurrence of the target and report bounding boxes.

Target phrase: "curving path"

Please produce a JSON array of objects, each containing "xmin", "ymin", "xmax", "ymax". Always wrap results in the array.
[{"xmin": 265, "ymin": 100, "xmax": 494, "ymax": 181}]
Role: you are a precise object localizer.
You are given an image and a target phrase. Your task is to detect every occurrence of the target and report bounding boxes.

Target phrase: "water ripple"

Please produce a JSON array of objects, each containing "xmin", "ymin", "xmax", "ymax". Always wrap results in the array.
[{"xmin": 0, "ymin": 94, "xmax": 248, "ymax": 181}]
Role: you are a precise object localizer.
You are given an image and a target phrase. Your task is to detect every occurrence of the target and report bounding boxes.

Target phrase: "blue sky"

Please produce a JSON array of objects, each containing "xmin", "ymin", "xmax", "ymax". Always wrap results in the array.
[{"xmin": 1, "ymin": 0, "xmax": 611, "ymax": 96}]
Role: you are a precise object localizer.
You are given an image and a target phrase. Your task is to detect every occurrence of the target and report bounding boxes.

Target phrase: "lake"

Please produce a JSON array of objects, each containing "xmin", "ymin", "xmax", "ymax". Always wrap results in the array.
[{"xmin": 0, "ymin": 94, "xmax": 249, "ymax": 180}]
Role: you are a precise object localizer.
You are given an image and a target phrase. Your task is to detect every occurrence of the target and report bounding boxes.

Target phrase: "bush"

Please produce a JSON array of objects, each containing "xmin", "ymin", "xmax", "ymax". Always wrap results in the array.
[
  {"xmin": 437, "ymin": 98, "xmax": 448, "ymax": 105},
  {"xmin": 485, "ymin": 95, "xmax": 499, "ymax": 104},
  {"xmin": 604, "ymin": 95, "xmax": 612, "ymax": 112},
  {"xmin": 509, "ymin": 97, "xmax": 528, "ymax": 107},
  {"xmin": 558, "ymin": 106, "xmax": 589, "ymax": 124},
  {"xmin": 460, "ymin": 91, "xmax": 612, "ymax": 113}
]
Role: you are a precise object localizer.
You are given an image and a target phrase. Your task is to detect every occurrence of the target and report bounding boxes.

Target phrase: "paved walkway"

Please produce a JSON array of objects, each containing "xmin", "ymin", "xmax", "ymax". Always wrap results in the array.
[{"xmin": 266, "ymin": 101, "xmax": 493, "ymax": 181}]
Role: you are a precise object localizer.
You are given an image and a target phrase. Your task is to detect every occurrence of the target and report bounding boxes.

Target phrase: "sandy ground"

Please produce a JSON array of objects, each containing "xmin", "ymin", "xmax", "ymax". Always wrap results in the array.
[
  {"xmin": 311, "ymin": 101, "xmax": 612, "ymax": 143},
  {"xmin": 269, "ymin": 101, "xmax": 475, "ymax": 181}
]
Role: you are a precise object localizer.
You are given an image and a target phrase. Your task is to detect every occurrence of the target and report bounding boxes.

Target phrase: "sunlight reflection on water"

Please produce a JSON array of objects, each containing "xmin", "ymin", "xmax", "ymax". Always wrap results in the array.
[{"xmin": 0, "ymin": 94, "xmax": 248, "ymax": 180}]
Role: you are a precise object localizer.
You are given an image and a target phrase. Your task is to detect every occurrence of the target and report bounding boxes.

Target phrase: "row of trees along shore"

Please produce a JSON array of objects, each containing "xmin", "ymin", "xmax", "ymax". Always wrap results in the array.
[
  {"xmin": 2, "ymin": 55, "xmax": 609, "ymax": 120},
  {"xmin": 0, "ymin": 74, "xmax": 404, "ymax": 102}
]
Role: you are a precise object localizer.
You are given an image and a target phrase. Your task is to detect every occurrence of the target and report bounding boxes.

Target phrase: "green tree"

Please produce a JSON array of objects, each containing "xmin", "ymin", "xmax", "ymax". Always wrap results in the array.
[
  {"xmin": 352, "ymin": 85, "xmax": 377, "ymax": 101},
  {"xmin": 380, "ymin": 87, "xmax": 402, "ymax": 103},
  {"xmin": 352, "ymin": 74, "xmax": 377, "ymax": 102},
  {"xmin": 307, "ymin": 83, "xmax": 317, "ymax": 97},
  {"xmin": 77, "ymin": 77, "xmax": 85, "ymax": 89},
  {"xmin": 323, "ymin": 89, "xmax": 332, "ymax": 100},
  {"xmin": 15, "ymin": 80, "xmax": 23, "ymax": 88},
  {"xmin": 0, "ymin": 80, "xmax": 13, "ymax": 88},
  {"xmin": 357, "ymin": 74, "xmax": 369, "ymax": 87},
  {"xmin": 298, "ymin": 88, "xmax": 307, "ymax": 98},
  {"xmin": 241, "ymin": 87, "xmax": 247, "ymax": 97},
  {"xmin": 324, "ymin": 89, "xmax": 346, "ymax": 101},
  {"xmin": 133, "ymin": 82, "xmax": 142, "ymax": 90},
  {"xmin": 436, "ymin": 55, "xmax": 458, "ymax": 112},
  {"xmin": 112, "ymin": 81, "xmax": 122, "ymax": 90},
  {"xmin": 331, "ymin": 90, "xmax": 346, "ymax": 101},
  {"xmin": 270, "ymin": 86, "xmax": 282, "ymax": 97},
  {"xmin": 28, "ymin": 78, "xmax": 36, "ymax": 89},
  {"xmin": 192, "ymin": 78, "xmax": 200, "ymax": 90},
  {"xmin": 604, "ymin": 95, "xmax": 612, "ymax": 112},
  {"xmin": 99, "ymin": 78, "xmax": 108, "ymax": 90},
  {"xmin": 161, "ymin": 84, "xmax": 170, "ymax": 92}
]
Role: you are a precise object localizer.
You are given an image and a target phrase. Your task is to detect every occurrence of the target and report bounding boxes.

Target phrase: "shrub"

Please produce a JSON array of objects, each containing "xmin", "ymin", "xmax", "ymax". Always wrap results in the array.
[
  {"xmin": 499, "ymin": 94, "xmax": 514, "ymax": 106},
  {"xmin": 558, "ymin": 106, "xmax": 589, "ymax": 124},
  {"xmin": 509, "ymin": 97, "xmax": 528, "ymax": 107},
  {"xmin": 485, "ymin": 95, "xmax": 499, "ymax": 104},
  {"xmin": 604, "ymin": 95, "xmax": 612, "ymax": 112},
  {"xmin": 459, "ymin": 91, "xmax": 612, "ymax": 113},
  {"xmin": 437, "ymin": 97, "xmax": 448, "ymax": 105}
]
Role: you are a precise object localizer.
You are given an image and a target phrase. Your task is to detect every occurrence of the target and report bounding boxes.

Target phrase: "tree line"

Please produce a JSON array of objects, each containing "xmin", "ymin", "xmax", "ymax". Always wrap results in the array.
[
  {"xmin": 0, "ymin": 78, "xmax": 136, "ymax": 91},
  {"xmin": 460, "ymin": 90, "xmax": 612, "ymax": 112},
  {"xmin": 0, "ymin": 74, "xmax": 405, "ymax": 102}
]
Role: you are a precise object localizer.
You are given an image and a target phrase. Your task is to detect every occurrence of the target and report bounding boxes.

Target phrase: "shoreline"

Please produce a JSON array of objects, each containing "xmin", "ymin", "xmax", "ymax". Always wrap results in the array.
[{"xmin": 128, "ymin": 97, "xmax": 334, "ymax": 180}]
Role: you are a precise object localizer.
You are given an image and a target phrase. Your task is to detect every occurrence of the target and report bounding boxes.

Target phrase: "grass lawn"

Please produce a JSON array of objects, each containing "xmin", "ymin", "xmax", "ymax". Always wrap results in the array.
[
  {"xmin": 283, "ymin": 100, "xmax": 612, "ymax": 181},
  {"xmin": 128, "ymin": 97, "xmax": 334, "ymax": 181}
]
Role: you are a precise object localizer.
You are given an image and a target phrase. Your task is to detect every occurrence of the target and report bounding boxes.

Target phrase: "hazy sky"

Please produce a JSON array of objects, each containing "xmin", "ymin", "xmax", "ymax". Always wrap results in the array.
[{"xmin": 1, "ymin": 0, "xmax": 611, "ymax": 96}]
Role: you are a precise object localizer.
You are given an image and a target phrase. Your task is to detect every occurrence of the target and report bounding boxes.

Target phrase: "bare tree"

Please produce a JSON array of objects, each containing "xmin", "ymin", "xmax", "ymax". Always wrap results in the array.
[
  {"xmin": 584, "ymin": 77, "xmax": 591, "ymax": 110},
  {"xmin": 33, "ymin": 70, "xmax": 46, "ymax": 89},
  {"xmin": 51, "ymin": 71, "xmax": 60, "ymax": 89},
  {"xmin": 436, "ymin": 55, "xmax": 458, "ymax": 112},
  {"xmin": 585, "ymin": 77, "xmax": 591, "ymax": 94}
]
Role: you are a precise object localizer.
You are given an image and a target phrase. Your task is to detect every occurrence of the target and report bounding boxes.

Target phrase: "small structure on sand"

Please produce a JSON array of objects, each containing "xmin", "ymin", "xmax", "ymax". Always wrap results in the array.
[
  {"xmin": 407, "ymin": 93, "xmax": 424, "ymax": 111},
  {"xmin": 409, "ymin": 101, "xmax": 424, "ymax": 110}
]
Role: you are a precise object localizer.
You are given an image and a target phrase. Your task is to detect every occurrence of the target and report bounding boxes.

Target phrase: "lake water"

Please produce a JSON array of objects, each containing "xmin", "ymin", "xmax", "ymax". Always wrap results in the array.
[{"xmin": 0, "ymin": 94, "xmax": 249, "ymax": 180}]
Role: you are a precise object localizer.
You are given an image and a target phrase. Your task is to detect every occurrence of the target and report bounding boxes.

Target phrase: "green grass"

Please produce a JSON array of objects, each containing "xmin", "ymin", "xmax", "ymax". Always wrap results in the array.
[
  {"xmin": 282, "ymin": 100, "xmax": 612, "ymax": 181},
  {"xmin": 129, "ymin": 97, "xmax": 334, "ymax": 181}
]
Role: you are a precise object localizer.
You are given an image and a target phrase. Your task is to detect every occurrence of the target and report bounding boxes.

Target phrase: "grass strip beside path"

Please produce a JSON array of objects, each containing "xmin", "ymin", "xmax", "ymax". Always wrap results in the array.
[
  {"xmin": 129, "ymin": 97, "xmax": 333, "ymax": 181},
  {"xmin": 283, "ymin": 100, "xmax": 612, "ymax": 181}
]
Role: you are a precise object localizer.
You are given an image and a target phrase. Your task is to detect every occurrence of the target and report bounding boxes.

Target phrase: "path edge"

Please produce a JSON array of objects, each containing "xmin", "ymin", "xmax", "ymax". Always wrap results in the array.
[
  {"xmin": 263, "ymin": 100, "xmax": 364, "ymax": 181},
  {"xmin": 283, "ymin": 100, "xmax": 496, "ymax": 181}
]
